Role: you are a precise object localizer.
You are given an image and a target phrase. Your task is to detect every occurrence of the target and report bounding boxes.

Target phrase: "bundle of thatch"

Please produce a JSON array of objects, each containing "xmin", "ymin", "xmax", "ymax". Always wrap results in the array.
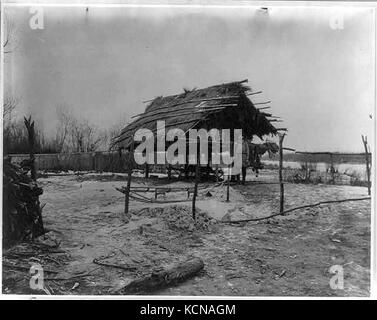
[
  {"xmin": 2, "ymin": 159, "xmax": 45, "ymax": 247},
  {"xmin": 113, "ymin": 79, "xmax": 281, "ymax": 150}
]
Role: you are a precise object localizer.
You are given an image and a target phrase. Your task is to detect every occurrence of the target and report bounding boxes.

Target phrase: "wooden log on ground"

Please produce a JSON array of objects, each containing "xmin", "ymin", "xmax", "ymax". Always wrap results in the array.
[{"xmin": 115, "ymin": 257, "xmax": 204, "ymax": 295}]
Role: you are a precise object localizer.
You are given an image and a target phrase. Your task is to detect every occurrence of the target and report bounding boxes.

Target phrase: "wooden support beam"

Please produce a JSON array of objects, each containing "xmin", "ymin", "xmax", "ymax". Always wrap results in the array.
[
  {"xmin": 278, "ymin": 133, "xmax": 285, "ymax": 214},
  {"xmin": 254, "ymin": 101, "xmax": 271, "ymax": 106},
  {"xmin": 247, "ymin": 90, "xmax": 262, "ymax": 96},
  {"xmin": 362, "ymin": 135, "xmax": 371, "ymax": 196},
  {"xmin": 141, "ymin": 94, "xmax": 239, "ymax": 107},
  {"xmin": 124, "ymin": 135, "xmax": 135, "ymax": 216},
  {"xmin": 226, "ymin": 165, "xmax": 230, "ymax": 202},
  {"xmin": 192, "ymin": 160, "xmax": 200, "ymax": 220}
]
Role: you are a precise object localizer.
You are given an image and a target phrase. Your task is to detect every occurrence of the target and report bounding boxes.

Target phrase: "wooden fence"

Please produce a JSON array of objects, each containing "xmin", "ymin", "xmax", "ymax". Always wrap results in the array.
[{"xmin": 7, "ymin": 151, "xmax": 126, "ymax": 173}]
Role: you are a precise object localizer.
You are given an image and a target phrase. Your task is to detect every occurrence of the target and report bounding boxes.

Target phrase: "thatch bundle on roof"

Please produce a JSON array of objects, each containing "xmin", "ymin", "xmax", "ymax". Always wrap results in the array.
[{"xmin": 114, "ymin": 80, "xmax": 281, "ymax": 150}]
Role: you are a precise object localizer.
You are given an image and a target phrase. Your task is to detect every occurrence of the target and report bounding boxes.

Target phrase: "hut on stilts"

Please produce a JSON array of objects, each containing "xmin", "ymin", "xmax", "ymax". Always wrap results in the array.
[{"xmin": 113, "ymin": 79, "xmax": 283, "ymax": 179}]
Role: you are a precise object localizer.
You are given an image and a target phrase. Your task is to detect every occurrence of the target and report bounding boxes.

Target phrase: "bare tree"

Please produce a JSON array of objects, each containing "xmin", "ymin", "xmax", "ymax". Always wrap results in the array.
[
  {"xmin": 54, "ymin": 104, "xmax": 106, "ymax": 153},
  {"xmin": 54, "ymin": 104, "xmax": 73, "ymax": 152},
  {"xmin": 3, "ymin": 96, "xmax": 19, "ymax": 119},
  {"xmin": 70, "ymin": 118, "xmax": 105, "ymax": 152},
  {"xmin": 106, "ymin": 115, "xmax": 129, "ymax": 150},
  {"xmin": 2, "ymin": 12, "xmax": 17, "ymax": 54}
]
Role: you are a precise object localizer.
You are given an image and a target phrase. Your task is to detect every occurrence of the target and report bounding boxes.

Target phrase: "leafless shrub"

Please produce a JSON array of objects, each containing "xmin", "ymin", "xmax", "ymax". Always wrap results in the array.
[
  {"xmin": 3, "ymin": 96, "xmax": 19, "ymax": 119},
  {"xmin": 53, "ymin": 104, "xmax": 107, "ymax": 153}
]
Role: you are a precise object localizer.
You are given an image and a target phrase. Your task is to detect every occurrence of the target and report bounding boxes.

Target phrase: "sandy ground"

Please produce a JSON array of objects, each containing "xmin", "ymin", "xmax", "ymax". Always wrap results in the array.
[{"xmin": 3, "ymin": 169, "xmax": 371, "ymax": 296}]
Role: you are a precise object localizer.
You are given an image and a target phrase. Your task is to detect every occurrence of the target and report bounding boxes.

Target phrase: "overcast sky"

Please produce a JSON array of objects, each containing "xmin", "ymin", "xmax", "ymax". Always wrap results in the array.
[{"xmin": 3, "ymin": 5, "xmax": 375, "ymax": 152}]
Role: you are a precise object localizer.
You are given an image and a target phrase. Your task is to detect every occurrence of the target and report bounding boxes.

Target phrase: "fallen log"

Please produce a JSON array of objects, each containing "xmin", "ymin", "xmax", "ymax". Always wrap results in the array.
[{"xmin": 115, "ymin": 257, "xmax": 204, "ymax": 295}]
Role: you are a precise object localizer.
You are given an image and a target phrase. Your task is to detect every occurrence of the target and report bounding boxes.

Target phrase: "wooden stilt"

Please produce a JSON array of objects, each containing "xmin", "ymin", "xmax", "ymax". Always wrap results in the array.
[
  {"xmin": 279, "ymin": 133, "xmax": 285, "ymax": 214},
  {"xmin": 192, "ymin": 159, "xmax": 200, "ymax": 220},
  {"xmin": 226, "ymin": 165, "xmax": 230, "ymax": 202},
  {"xmin": 362, "ymin": 135, "xmax": 371, "ymax": 196},
  {"xmin": 145, "ymin": 163, "xmax": 149, "ymax": 178},
  {"xmin": 124, "ymin": 136, "xmax": 135, "ymax": 216}
]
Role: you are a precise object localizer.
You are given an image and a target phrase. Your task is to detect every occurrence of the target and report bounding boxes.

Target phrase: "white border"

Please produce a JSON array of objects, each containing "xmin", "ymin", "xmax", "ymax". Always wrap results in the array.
[{"xmin": 0, "ymin": 1, "xmax": 375, "ymax": 301}]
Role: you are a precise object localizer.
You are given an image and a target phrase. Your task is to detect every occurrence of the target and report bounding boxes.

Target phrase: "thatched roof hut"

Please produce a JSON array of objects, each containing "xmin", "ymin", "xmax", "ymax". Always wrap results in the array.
[{"xmin": 114, "ymin": 79, "xmax": 281, "ymax": 150}]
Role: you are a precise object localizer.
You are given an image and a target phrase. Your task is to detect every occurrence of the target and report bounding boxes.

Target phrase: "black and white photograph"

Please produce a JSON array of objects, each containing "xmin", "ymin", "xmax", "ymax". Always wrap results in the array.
[{"xmin": 0, "ymin": 1, "xmax": 375, "ymax": 299}]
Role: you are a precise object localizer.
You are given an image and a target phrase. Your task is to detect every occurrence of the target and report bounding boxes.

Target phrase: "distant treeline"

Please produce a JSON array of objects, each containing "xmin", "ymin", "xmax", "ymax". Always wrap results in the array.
[
  {"xmin": 263, "ymin": 152, "xmax": 368, "ymax": 164},
  {"xmin": 3, "ymin": 104, "xmax": 121, "ymax": 156}
]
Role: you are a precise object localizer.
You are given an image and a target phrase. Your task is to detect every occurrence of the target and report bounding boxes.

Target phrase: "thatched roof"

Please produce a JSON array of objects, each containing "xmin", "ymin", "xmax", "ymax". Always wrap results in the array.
[{"xmin": 114, "ymin": 80, "xmax": 281, "ymax": 149}]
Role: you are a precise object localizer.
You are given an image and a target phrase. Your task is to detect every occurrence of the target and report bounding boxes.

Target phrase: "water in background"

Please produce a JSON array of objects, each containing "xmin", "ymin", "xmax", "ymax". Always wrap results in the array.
[{"xmin": 263, "ymin": 160, "xmax": 368, "ymax": 180}]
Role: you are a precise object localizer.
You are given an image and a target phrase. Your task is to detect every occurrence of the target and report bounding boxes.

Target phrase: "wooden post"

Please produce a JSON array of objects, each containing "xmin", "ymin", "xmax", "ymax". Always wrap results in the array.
[
  {"xmin": 145, "ymin": 163, "xmax": 149, "ymax": 178},
  {"xmin": 362, "ymin": 135, "xmax": 371, "ymax": 196},
  {"xmin": 124, "ymin": 137, "xmax": 135, "ymax": 216},
  {"xmin": 24, "ymin": 116, "xmax": 36, "ymax": 181},
  {"xmin": 24, "ymin": 116, "xmax": 44, "ymax": 236},
  {"xmin": 226, "ymin": 165, "xmax": 230, "ymax": 202},
  {"xmin": 330, "ymin": 153, "xmax": 334, "ymax": 183},
  {"xmin": 192, "ymin": 159, "xmax": 200, "ymax": 220},
  {"xmin": 167, "ymin": 164, "xmax": 172, "ymax": 180},
  {"xmin": 279, "ymin": 133, "xmax": 285, "ymax": 214}
]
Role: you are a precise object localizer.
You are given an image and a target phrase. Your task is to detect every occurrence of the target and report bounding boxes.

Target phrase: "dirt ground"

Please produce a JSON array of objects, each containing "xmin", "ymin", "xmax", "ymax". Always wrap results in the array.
[{"xmin": 3, "ymin": 169, "xmax": 371, "ymax": 296}]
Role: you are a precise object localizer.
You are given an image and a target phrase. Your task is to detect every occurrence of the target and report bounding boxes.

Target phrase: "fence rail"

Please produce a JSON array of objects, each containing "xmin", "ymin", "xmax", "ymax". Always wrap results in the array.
[{"xmin": 7, "ymin": 151, "xmax": 126, "ymax": 173}]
